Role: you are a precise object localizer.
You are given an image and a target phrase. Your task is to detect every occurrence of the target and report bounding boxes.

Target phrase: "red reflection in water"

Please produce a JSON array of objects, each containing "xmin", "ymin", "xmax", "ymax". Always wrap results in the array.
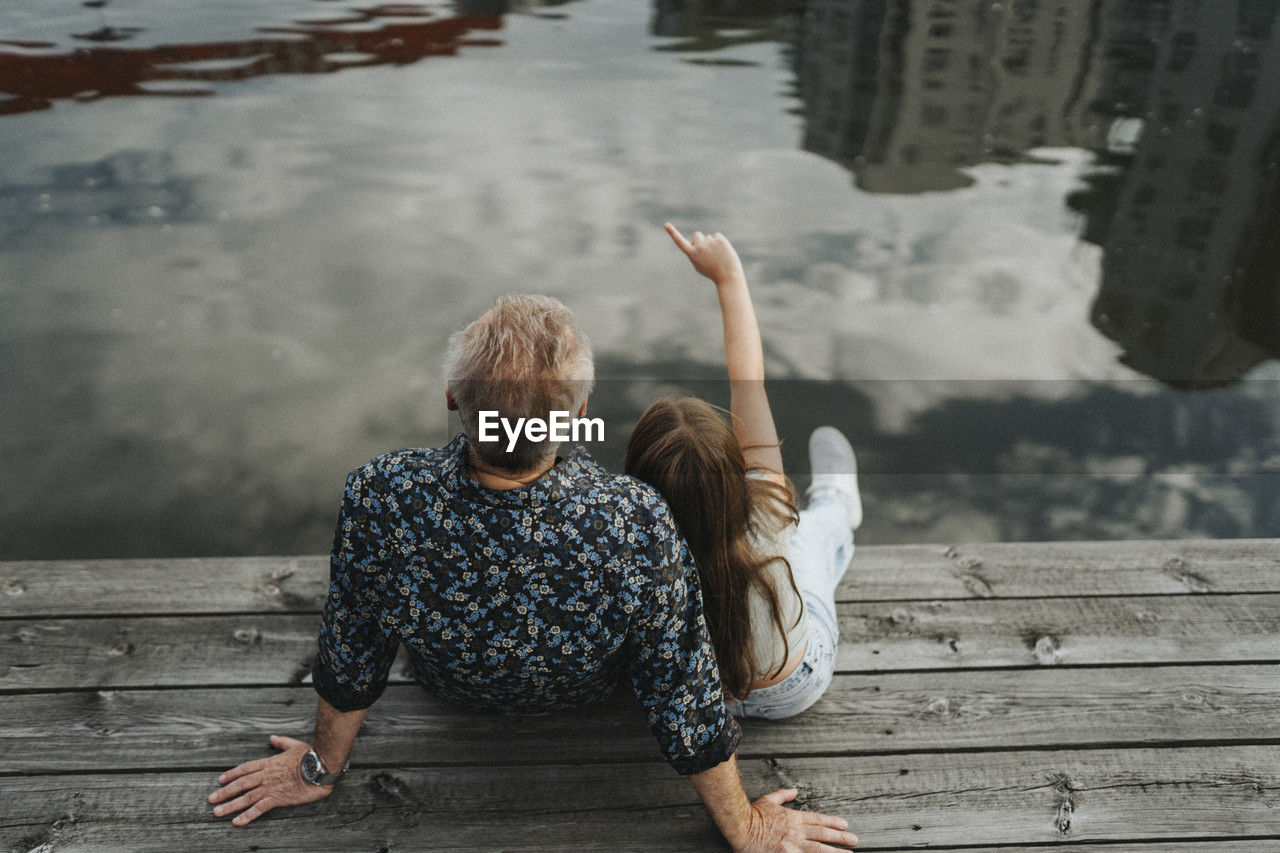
[{"xmin": 0, "ymin": 6, "xmax": 503, "ymax": 117}]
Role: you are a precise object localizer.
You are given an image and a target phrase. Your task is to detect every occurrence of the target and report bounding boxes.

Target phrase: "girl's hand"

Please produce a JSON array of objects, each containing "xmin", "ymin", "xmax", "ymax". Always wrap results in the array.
[{"xmin": 665, "ymin": 223, "xmax": 746, "ymax": 287}]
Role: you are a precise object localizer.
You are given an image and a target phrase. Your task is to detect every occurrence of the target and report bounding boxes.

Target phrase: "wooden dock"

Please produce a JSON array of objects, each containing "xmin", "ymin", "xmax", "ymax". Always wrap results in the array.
[{"xmin": 3, "ymin": 540, "xmax": 1280, "ymax": 850}]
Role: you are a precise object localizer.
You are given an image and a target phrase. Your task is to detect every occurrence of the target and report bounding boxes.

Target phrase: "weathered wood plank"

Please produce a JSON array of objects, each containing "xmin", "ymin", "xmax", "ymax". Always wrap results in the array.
[
  {"xmin": 0, "ymin": 615, "xmax": 322, "ymax": 691},
  {"xmin": 947, "ymin": 840, "xmax": 1280, "ymax": 845},
  {"xmin": 838, "ymin": 593, "xmax": 1280, "ymax": 671},
  {"xmin": 2, "ymin": 747, "xmax": 1277, "ymax": 850},
  {"xmin": 4, "ymin": 539, "xmax": 1279, "ymax": 619},
  {"xmin": 5, "ymin": 665, "xmax": 1280, "ymax": 774},
  {"xmin": 7, "ymin": 593, "xmax": 1280, "ymax": 690},
  {"xmin": 839, "ymin": 539, "xmax": 1280, "ymax": 601},
  {"xmin": 0, "ymin": 556, "xmax": 329, "ymax": 618}
]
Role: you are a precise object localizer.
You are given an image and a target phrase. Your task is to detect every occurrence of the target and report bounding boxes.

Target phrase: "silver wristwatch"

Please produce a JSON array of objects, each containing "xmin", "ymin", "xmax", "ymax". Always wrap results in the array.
[{"xmin": 300, "ymin": 748, "xmax": 348, "ymax": 786}]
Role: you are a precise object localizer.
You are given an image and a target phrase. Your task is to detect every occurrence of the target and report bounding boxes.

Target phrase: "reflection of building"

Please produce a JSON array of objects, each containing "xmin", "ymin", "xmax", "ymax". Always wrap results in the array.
[
  {"xmin": 0, "ymin": 9, "xmax": 506, "ymax": 117},
  {"xmin": 1077, "ymin": 0, "xmax": 1280, "ymax": 386},
  {"xmin": 793, "ymin": 0, "xmax": 892, "ymax": 176},
  {"xmin": 790, "ymin": 0, "xmax": 1280, "ymax": 385},
  {"xmin": 650, "ymin": 0, "xmax": 788, "ymax": 50},
  {"xmin": 794, "ymin": 0, "xmax": 1104, "ymax": 193}
]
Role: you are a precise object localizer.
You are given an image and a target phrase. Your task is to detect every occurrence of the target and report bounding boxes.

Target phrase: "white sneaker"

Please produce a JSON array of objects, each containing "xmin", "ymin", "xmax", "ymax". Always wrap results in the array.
[{"xmin": 806, "ymin": 426, "xmax": 862, "ymax": 530}]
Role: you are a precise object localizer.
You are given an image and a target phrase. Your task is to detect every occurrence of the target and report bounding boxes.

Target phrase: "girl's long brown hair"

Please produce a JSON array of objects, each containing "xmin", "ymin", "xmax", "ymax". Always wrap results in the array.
[{"xmin": 624, "ymin": 396, "xmax": 801, "ymax": 700}]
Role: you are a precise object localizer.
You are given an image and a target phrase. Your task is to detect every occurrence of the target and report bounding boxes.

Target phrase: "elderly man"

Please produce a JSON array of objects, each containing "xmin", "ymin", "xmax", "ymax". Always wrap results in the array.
[{"xmin": 208, "ymin": 294, "xmax": 857, "ymax": 851}]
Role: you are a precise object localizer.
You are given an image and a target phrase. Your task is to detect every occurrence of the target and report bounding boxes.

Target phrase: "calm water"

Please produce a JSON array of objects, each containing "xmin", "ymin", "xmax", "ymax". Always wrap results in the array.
[{"xmin": 2, "ymin": 0, "xmax": 1280, "ymax": 559}]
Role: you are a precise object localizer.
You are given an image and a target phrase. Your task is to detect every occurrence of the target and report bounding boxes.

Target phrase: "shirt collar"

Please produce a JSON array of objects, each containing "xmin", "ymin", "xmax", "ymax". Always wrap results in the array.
[{"xmin": 440, "ymin": 432, "xmax": 596, "ymax": 509}]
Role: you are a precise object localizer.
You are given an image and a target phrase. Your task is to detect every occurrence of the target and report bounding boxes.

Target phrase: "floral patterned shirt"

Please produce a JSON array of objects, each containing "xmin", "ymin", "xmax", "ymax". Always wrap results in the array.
[{"xmin": 312, "ymin": 433, "xmax": 741, "ymax": 775}]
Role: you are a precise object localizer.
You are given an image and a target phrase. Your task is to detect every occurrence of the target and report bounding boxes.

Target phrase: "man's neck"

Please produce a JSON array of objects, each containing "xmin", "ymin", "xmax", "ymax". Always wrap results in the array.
[{"xmin": 466, "ymin": 448, "xmax": 556, "ymax": 490}]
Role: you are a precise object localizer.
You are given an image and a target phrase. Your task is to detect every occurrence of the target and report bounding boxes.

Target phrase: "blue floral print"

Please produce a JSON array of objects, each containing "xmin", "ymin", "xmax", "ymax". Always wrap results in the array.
[{"xmin": 312, "ymin": 433, "xmax": 741, "ymax": 775}]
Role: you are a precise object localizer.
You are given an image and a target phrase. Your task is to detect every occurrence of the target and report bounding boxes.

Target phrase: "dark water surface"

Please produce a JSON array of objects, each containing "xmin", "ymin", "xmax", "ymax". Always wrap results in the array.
[{"xmin": 2, "ymin": 0, "xmax": 1280, "ymax": 559}]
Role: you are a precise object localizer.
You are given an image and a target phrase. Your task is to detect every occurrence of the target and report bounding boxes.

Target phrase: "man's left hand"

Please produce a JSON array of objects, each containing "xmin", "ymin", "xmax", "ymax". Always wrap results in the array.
[{"xmin": 209, "ymin": 734, "xmax": 333, "ymax": 826}]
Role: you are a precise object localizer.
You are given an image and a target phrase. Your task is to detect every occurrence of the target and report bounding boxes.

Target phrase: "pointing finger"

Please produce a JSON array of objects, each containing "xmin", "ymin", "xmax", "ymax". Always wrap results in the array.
[{"xmin": 664, "ymin": 222, "xmax": 694, "ymax": 255}]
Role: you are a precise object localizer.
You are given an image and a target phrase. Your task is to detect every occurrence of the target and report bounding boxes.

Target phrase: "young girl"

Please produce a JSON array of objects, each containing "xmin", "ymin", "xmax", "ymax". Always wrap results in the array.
[{"xmin": 624, "ymin": 224, "xmax": 863, "ymax": 719}]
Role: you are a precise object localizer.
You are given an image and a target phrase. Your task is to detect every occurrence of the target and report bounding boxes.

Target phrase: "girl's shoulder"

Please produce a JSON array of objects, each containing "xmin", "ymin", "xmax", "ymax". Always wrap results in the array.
[{"xmin": 745, "ymin": 469, "xmax": 798, "ymax": 547}]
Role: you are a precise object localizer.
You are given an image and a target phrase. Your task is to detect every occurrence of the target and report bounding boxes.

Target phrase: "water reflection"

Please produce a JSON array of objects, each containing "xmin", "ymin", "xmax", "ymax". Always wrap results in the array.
[
  {"xmin": 0, "ymin": 4, "xmax": 507, "ymax": 117},
  {"xmin": 1072, "ymin": 0, "xmax": 1280, "ymax": 387},
  {"xmin": 785, "ymin": 0, "xmax": 1280, "ymax": 387},
  {"xmin": 651, "ymin": 0, "xmax": 787, "ymax": 60},
  {"xmin": 792, "ymin": 0, "xmax": 1095, "ymax": 192},
  {"xmin": 0, "ymin": 150, "xmax": 201, "ymax": 242},
  {"xmin": 2, "ymin": 0, "xmax": 1280, "ymax": 559}
]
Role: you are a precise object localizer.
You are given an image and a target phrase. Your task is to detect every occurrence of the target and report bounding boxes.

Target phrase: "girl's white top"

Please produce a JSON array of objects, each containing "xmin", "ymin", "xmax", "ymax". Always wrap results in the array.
[{"xmin": 745, "ymin": 470, "xmax": 808, "ymax": 680}]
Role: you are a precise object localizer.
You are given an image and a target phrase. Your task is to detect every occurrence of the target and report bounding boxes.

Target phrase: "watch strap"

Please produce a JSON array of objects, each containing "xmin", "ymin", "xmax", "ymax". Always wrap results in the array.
[{"xmin": 304, "ymin": 748, "xmax": 348, "ymax": 786}]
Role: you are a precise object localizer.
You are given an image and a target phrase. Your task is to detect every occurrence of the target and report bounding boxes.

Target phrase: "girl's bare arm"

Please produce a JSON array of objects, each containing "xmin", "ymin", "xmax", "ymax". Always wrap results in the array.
[{"xmin": 664, "ymin": 223, "xmax": 784, "ymax": 478}]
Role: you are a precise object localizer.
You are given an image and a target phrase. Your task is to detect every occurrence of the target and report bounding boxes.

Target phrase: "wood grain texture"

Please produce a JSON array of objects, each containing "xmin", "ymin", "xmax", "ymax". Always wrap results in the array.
[
  {"xmin": 3, "ymin": 746, "xmax": 1277, "ymax": 850},
  {"xmin": 6, "ymin": 543, "xmax": 1280, "ymax": 849},
  {"xmin": 7, "ymin": 592, "xmax": 1280, "ymax": 691},
  {"xmin": 838, "ymin": 539, "xmax": 1280, "ymax": 600},
  {"xmin": 931, "ymin": 840, "xmax": 1280, "ymax": 845},
  {"xmin": 0, "ymin": 556, "xmax": 329, "ymax": 618},
  {"xmin": 837, "ymin": 593, "xmax": 1280, "ymax": 671},
  {"xmin": 0, "ymin": 615, "xmax": 323, "ymax": 691},
  {"xmin": 4, "ymin": 538, "xmax": 1279, "ymax": 619},
  {"xmin": 5, "ymin": 664, "xmax": 1280, "ymax": 774}
]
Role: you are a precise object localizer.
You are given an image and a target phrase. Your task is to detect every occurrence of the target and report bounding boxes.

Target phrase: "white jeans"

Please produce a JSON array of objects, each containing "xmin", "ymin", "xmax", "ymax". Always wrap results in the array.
[{"xmin": 726, "ymin": 490, "xmax": 854, "ymax": 720}]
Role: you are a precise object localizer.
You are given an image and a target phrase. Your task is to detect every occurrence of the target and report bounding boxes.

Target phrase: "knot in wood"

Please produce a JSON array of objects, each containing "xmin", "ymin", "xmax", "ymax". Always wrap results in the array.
[
  {"xmin": 1161, "ymin": 556, "xmax": 1212, "ymax": 592},
  {"xmin": 943, "ymin": 545, "xmax": 959, "ymax": 558},
  {"xmin": 1054, "ymin": 799, "xmax": 1074, "ymax": 835},
  {"xmin": 368, "ymin": 771, "xmax": 416, "ymax": 806},
  {"xmin": 957, "ymin": 556, "xmax": 983, "ymax": 571},
  {"xmin": 233, "ymin": 627, "xmax": 263, "ymax": 645},
  {"xmin": 16, "ymin": 626, "xmax": 39, "ymax": 644},
  {"xmin": 924, "ymin": 696, "xmax": 950, "ymax": 715},
  {"xmin": 106, "ymin": 640, "xmax": 135, "ymax": 657},
  {"xmin": 256, "ymin": 582, "xmax": 282, "ymax": 597},
  {"xmin": 1136, "ymin": 610, "xmax": 1158, "ymax": 623},
  {"xmin": 1049, "ymin": 773, "xmax": 1078, "ymax": 794},
  {"xmin": 1182, "ymin": 691, "xmax": 1207, "ymax": 705},
  {"xmin": 2, "ymin": 580, "xmax": 25, "ymax": 596},
  {"xmin": 890, "ymin": 607, "xmax": 912, "ymax": 624},
  {"xmin": 1033, "ymin": 634, "xmax": 1060, "ymax": 665}
]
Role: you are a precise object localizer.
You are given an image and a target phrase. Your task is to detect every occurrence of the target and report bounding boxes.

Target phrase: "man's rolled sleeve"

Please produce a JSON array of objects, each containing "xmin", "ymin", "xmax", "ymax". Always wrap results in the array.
[
  {"xmin": 628, "ymin": 520, "xmax": 742, "ymax": 776},
  {"xmin": 312, "ymin": 470, "xmax": 399, "ymax": 712}
]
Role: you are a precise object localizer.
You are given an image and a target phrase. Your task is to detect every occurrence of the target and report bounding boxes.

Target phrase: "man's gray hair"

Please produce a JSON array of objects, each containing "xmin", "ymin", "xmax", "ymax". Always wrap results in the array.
[{"xmin": 444, "ymin": 294, "xmax": 594, "ymax": 473}]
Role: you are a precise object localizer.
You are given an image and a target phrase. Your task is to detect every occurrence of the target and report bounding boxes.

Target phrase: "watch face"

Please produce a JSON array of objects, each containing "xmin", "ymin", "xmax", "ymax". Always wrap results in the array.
[{"xmin": 300, "ymin": 750, "xmax": 320, "ymax": 784}]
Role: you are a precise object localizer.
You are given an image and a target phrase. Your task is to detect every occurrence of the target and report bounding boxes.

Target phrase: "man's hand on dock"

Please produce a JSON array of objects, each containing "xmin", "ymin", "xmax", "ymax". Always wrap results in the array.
[
  {"xmin": 208, "ymin": 734, "xmax": 332, "ymax": 827},
  {"xmin": 734, "ymin": 788, "xmax": 859, "ymax": 852}
]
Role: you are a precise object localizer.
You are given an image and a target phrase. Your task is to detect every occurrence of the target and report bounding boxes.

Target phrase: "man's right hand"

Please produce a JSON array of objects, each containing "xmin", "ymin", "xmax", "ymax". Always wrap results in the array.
[{"xmin": 731, "ymin": 788, "xmax": 858, "ymax": 852}]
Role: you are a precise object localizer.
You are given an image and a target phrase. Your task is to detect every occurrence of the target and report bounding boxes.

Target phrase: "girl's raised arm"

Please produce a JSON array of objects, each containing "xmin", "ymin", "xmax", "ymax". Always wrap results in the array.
[{"xmin": 664, "ymin": 223, "xmax": 784, "ymax": 478}]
